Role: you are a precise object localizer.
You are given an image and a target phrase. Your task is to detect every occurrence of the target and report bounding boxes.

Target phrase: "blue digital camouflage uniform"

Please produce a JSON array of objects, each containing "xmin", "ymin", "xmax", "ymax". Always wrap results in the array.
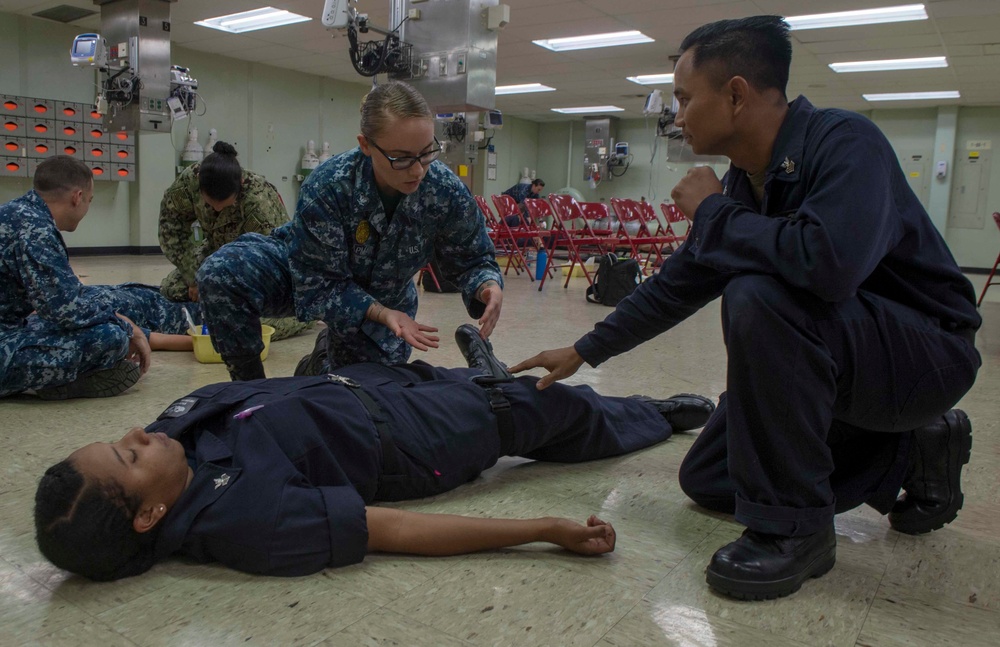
[
  {"xmin": 501, "ymin": 182, "xmax": 537, "ymax": 225},
  {"xmin": 502, "ymin": 182, "xmax": 533, "ymax": 204},
  {"xmin": 158, "ymin": 164, "xmax": 311, "ymax": 341},
  {"xmin": 198, "ymin": 147, "xmax": 502, "ymax": 370},
  {"xmin": 84, "ymin": 283, "xmax": 202, "ymax": 340},
  {"xmin": 0, "ymin": 190, "xmax": 132, "ymax": 397}
]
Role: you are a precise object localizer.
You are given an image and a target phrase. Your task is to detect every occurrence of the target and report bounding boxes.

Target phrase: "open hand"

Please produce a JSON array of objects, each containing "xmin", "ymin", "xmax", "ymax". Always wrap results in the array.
[
  {"xmin": 477, "ymin": 282, "xmax": 503, "ymax": 338},
  {"xmin": 509, "ymin": 346, "xmax": 584, "ymax": 389},
  {"xmin": 382, "ymin": 309, "xmax": 440, "ymax": 351}
]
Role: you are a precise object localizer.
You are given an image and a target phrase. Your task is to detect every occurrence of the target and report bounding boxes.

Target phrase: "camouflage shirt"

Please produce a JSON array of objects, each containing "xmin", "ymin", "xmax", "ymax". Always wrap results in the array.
[
  {"xmin": 159, "ymin": 164, "xmax": 289, "ymax": 286},
  {"xmin": 0, "ymin": 190, "xmax": 129, "ymax": 335},
  {"xmin": 280, "ymin": 147, "xmax": 502, "ymax": 340}
]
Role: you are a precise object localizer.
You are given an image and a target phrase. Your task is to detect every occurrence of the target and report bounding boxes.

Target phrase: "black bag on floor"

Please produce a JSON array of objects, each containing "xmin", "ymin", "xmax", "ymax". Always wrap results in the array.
[
  {"xmin": 421, "ymin": 258, "xmax": 460, "ymax": 293},
  {"xmin": 586, "ymin": 253, "xmax": 641, "ymax": 306}
]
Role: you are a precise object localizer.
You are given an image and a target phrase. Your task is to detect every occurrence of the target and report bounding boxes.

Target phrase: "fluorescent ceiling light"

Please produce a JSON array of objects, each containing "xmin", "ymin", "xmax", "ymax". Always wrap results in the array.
[
  {"xmin": 534, "ymin": 31, "xmax": 653, "ymax": 52},
  {"xmin": 830, "ymin": 56, "xmax": 947, "ymax": 73},
  {"xmin": 786, "ymin": 4, "xmax": 927, "ymax": 31},
  {"xmin": 195, "ymin": 7, "xmax": 311, "ymax": 34},
  {"xmin": 626, "ymin": 73, "xmax": 674, "ymax": 85},
  {"xmin": 551, "ymin": 105, "xmax": 625, "ymax": 114},
  {"xmin": 863, "ymin": 91, "xmax": 960, "ymax": 101},
  {"xmin": 495, "ymin": 83, "xmax": 556, "ymax": 95}
]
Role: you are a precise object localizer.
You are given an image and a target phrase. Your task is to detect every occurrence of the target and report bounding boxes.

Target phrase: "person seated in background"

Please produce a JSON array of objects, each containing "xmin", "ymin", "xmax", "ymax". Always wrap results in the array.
[
  {"xmin": 33, "ymin": 325, "xmax": 715, "ymax": 580},
  {"xmin": 158, "ymin": 141, "xmax": 311, "ymax": 342},
  {"xmin": 501, "ymin": 178, "xmax": 545, "ymax": 226},
  {"xmin": 0, "ymin": 155, "xmax": 150, "ymax": 400}
]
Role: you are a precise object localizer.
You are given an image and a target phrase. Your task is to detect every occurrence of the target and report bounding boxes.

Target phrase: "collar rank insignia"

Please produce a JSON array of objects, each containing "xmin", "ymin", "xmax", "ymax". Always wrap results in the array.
[
  {"xmin": 356, "ymin": 220, "xmax": 371, "ymax": 244},
  {"xmin": 214, "ymin": 474, "xmax": 230, "ymax": 490},
  {"xmin": 781, "ymin": 157, "xmax": 795, "ymax": 174}
]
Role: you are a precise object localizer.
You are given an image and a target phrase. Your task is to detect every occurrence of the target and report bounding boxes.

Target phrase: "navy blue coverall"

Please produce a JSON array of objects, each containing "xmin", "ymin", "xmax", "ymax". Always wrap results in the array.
[
  {"xmin": 147, "ymin": 362, "xmax": 670, "ymax": 576},
  {"xmin": 574, "ymin": 96, "xmax": 981, "ymax": 538}
]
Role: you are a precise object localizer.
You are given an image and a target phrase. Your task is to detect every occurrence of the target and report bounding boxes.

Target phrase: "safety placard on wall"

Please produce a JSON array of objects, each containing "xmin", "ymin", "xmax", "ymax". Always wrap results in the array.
[{"xmin": 487, "ymin": 150, "xmax": 497, "ymax": 181}]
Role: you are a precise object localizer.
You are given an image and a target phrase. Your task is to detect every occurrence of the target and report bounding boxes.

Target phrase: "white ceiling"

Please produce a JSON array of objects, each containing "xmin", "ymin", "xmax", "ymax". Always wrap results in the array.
[{"xmin": 5, "ymin": 0, "xmax": 1000, "ymax": 121}]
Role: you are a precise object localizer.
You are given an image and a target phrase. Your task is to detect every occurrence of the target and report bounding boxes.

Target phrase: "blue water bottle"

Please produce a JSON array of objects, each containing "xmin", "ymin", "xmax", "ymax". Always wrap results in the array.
[{"xmin": 535, "ymin": 247, "xmax": 547, "ymax": 280}]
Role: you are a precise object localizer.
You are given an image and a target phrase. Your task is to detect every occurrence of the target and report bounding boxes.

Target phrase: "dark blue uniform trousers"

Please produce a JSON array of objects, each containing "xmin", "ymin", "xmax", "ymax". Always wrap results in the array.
[
  {"xmin": 337, "ymin": 362, "xmax": 672, "ymax": 501},
  {"xmin": 678, "ymin": 276, "xmax": 980, "ymax": 537}
]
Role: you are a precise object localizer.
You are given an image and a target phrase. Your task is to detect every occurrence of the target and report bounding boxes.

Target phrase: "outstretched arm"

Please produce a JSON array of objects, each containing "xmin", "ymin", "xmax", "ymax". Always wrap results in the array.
[{"xmin": 366, "ymin": 507, "xmax": 615, "ymax": 557}]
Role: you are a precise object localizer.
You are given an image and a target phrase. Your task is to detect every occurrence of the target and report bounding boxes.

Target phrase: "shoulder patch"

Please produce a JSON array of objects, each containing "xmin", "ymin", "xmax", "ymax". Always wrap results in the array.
[{"xmin": 160, "ymin": 397, "xmax": 199, "ymax": 418}]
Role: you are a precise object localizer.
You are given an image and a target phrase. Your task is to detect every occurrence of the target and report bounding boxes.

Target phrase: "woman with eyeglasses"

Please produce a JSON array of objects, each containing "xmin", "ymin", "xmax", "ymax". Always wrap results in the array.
[{"xmin": 196, "ymin": 81, "xmax": 504, "ymax": 381}]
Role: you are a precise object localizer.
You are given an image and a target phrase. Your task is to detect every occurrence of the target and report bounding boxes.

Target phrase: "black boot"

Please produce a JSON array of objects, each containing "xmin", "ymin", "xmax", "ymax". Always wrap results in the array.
[
  {"xmin": 224, "ymin": 354, "xmax": 266, "ymax": 382},
  {"xmin": 889, "ymin": 409, "xmax": 972, "ymax": 535},
  {"xmin": 36, "ymin": 359, "xmax": 141, "ymax": 400},
  {"xmin": 455, "ymin": 324, "xmax": 512, "ymax": 384},
  {"xmin": 706, "ymin": 525, "xmax": 837, "ymax": 600},
  {"xmin": 628, "ymin": 394, "xmax": 715, "ymax": 432},
  {"xmin": 295, "ymin": 327, "xmax": 329, "ymax": 377}
]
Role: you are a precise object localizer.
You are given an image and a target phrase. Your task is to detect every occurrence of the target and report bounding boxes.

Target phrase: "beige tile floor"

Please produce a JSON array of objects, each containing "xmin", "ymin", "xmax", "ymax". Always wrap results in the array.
[{"xmin": 2, "ymin": 255, "xmax": 998, "ymax": 647}]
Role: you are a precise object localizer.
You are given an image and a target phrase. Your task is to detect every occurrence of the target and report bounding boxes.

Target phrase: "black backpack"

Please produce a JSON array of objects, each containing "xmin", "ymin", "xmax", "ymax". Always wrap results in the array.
[
  {"xmin": 421, "ymin": 258, "xmax": 460, "ymax": 293},
  {"xmin": 585, "ymin": 253, "xmax": 641, "ymax": 306}
]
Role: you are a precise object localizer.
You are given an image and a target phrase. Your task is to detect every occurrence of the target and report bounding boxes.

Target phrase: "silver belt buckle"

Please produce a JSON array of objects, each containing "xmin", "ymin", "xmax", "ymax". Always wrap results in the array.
[{"xmin": 326, "ymin": 374, "xmax": 360, "ymax": 388}]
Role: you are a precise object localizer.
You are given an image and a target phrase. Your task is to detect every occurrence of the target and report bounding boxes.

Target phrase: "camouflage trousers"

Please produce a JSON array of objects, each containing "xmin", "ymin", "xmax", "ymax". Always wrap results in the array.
[
  {"xmin": 162, "ymin": 266, "xmax": 311, "ymax": 341},
  {"xmin": 0, "ymin": 317, "xmax": 129, "ymax": 397},
  {"xmin": 197, "ymin": 234, "xmax": 410, "ymax": 373},
  {"xmin": 0, "ymin": 283, "xmax": 203, "ymax": 397},
  {"xmin": 86, "ymin": 283, "xmax": 201, "ymax": 338}
]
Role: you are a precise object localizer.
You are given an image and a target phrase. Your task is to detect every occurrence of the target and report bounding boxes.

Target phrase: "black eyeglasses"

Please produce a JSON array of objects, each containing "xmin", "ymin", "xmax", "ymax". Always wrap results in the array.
[{"xmin": 368, "ymin": 137, "xmax": 442, "ymax": 170}]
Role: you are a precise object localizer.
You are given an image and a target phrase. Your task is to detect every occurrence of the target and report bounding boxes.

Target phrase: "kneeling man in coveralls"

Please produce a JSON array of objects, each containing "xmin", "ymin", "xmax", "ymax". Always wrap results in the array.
[
  {"xmin": 514, "ymin": 16, "xmax": 981, "ymax": 600},
  {"xmin": 34, "ymin": 327, "xmax": 715, "ymax": 581}
]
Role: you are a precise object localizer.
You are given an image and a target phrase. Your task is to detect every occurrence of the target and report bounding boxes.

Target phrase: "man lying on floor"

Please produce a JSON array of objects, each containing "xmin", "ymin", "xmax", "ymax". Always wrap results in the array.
[{"xmin": 34, "ymin": 325, "xmax": 715, "ymax": 581}]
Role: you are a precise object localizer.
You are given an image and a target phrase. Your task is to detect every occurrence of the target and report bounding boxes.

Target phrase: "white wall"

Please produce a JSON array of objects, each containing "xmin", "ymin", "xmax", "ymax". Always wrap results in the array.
[
  {"xmin": 2, "ymin": 11, "xmax": 998, "ymax": 268},
  {"xmin": 0, "ymin": 11, "xmax": 371, "ymax": 250}
]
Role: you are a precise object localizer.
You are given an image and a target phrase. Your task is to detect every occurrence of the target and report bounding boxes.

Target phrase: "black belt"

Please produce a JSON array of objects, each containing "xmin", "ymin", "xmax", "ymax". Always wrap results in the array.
[{"xmin": 326, "ymin": 374, "xmax": 401, "ymax": 475}]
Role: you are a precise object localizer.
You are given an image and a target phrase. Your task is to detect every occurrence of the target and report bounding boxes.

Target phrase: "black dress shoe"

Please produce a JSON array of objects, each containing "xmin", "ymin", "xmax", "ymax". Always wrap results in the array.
[
  {"xmin": 889, "ymin": 409, "xmax": 972, "ymax": 535},
  {"xmin": 295, "ymin": 327, "xmax": 330, "ymax": 377},
  {"xmin": 706, "ymin": 525, "xmax": 836, "ymax": 600},
  {"xmin": 455, "ymin": 324, "xmax": 512, "ymax": 383},
  {"xmin": 628, "ymin": 394, "xmax": 715, "ymax": 432}
]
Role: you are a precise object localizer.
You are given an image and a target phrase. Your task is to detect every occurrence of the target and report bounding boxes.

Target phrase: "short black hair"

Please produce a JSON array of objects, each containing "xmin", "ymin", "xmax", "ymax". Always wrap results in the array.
[
  {"xmin": 679, "ymin": 15, "xmax": 792, "ymax": 96},
  {"xmin": 531, "ymin": 179, "xmax": 545, "ymax": 188},
  {"xmin": 33, "ymin": 155, "xmax": 92, "ymax": 196},
  {"xmin": 34, "ymin": 459, "xmax": 159, "ymax": 581},
  {"xmin": 198, "ymin": 141, "xmax": 242, "ymax": 201}
]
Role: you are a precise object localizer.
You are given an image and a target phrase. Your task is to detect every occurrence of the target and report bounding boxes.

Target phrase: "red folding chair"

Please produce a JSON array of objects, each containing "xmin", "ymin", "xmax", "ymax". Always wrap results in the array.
[
  {"xmin": 659, "ymin": 202, "xmax": 691, "ymax": 252},
  {"xmin": 579, "ymin": 201, "xmax": 624, "ymax": 253},
  {"xmin": 475, "ymin": 195, "xmax": 527, "ymax": 277},
  {"xmin": 977, "ymin": 211, "xmax": 1000, "ymax": 307},
  {"xmin": 523, "ymin": 198, "xmax": 569, "ymax": 290},
  {"xmin": 416, "ymin": 262, "xmax": 442, "ymax": 291},
  {"xmin": 546, "ymin": 194, "xmax": 609, "ymax": 289},
  {"xmin": 611, "ymin": 198, "xmax": 667, "ymax": 273},
  {"xmin": 492, "ymin": 194, "xmax": 550, "ymax": 260}
]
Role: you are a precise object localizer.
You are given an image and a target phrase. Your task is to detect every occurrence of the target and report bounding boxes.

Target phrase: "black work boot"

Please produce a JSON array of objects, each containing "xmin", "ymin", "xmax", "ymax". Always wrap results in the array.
[
  {"xmin": 295, "ymin": 327, "xmax": 329, "ymax": 377},
  {"xmin": 706, "ymin": 525, "xmax": 837, "ymax": 601},
  {"xmin": 455, "ymin": 324, "xmax": 512, "ymax": 384},
  {"xmin": 36, "ymin": 359, "xmax": 141, "ymax": 400},
  {"xmin": 628, "ymin": 394, "xmax": 715, "ymax": 432},
  {"xmin": 889, "ymin": 409, "xmax": 972, "ymax": 535},
  {"xmin": 224, "ymin": 354, "xmax": 266, "ymax": 382}
]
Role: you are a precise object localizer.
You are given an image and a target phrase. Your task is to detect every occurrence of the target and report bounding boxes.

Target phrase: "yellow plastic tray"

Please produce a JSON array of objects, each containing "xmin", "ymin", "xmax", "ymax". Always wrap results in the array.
[{"xmin": 191, "ymin": 325, "xmax": 275, "ymax": 364}]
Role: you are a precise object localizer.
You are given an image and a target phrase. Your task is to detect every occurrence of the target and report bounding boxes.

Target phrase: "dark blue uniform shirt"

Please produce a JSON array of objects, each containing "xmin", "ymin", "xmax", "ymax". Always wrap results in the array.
[
  {"xmin": 148, "ymin": 377, "xmax": 379, "ymax": 577},
  {"xmin": 575, "ymin": 96, "xmax": 981, "ymax": 365}
]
